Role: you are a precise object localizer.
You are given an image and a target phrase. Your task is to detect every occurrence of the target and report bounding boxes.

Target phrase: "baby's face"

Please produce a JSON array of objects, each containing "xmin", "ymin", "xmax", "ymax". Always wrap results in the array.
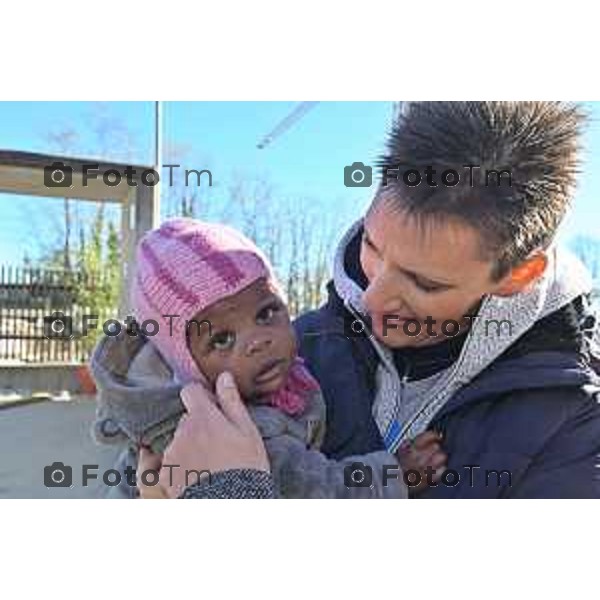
[{"xmin": 187, "ymin": 278, "xmax": 297, "ymax": 401}]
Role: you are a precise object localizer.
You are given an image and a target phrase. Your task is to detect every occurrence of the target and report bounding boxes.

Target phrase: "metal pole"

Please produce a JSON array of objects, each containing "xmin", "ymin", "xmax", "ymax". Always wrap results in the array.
[
  {"xmin": 155, "ymin": 100, "xmax": 162, "ymax": 170},
  {"xmin": 152, "ymin": 100, "xmax": 162, "ymax": 226}
]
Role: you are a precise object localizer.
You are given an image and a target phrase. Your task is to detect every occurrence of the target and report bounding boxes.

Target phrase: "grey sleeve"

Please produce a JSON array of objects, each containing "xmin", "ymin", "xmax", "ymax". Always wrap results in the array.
[
  {"xmin": 105, "ymin": 449, "xmax": 275, "ymax": 500},
  {"xmin": 265, "ymin": 435, "xmax": 408, "ymax": 499},
  {"xmin": 179, "ymin": 469, "xmax": 275, "ymax": 499}
]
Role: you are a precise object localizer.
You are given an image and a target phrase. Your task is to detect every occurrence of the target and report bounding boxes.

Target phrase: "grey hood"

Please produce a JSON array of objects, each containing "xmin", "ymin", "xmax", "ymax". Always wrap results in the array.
[
  {"xmin": 332, "ymin": 218, "xmax": 593, "ymax": 451},
  {"xmin": 90, "ymin": 328, "xmax": 327, "ymax": 455},
  {"xmin": 90, "ymin": 330, "xmax": 185, "ymax": 453}
]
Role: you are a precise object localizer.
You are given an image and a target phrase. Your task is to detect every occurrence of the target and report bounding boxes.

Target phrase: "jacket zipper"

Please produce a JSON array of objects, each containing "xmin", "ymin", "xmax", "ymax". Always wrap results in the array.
[{"xmin": 395, "ymin": 357, "xmax": 411, "ymax": 442}]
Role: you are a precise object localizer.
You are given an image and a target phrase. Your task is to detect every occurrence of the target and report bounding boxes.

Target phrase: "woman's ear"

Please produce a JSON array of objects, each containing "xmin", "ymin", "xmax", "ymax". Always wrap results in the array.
[{"xmin": 494, "ymin": 252, "xmax": 548, "ymax": 297}]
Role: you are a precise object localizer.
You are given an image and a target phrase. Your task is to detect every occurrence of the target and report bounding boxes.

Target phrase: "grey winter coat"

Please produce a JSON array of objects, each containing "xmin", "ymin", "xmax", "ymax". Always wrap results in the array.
[{"xmin": 90, "ymin": 330, "xmax": 407, "ymax": 499}]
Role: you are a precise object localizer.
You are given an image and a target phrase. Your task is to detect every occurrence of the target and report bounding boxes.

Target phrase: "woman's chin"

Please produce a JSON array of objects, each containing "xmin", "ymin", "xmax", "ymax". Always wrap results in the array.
[{"xmin": 374, "ymin": 330, "xmax": 416, "ymax": 348}]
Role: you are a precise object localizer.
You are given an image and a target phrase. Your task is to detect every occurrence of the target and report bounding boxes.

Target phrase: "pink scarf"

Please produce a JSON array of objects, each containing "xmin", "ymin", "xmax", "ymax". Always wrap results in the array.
[{"xmin": 264, "ymin": 356, "xmax": 320, "ymax": 416}]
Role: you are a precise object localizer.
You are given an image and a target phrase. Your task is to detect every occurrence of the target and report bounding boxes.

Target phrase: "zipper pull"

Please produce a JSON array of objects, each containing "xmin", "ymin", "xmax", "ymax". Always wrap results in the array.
[{"xmin": 401, "ymin": 359, "xmax": 411, "ymax": 386}]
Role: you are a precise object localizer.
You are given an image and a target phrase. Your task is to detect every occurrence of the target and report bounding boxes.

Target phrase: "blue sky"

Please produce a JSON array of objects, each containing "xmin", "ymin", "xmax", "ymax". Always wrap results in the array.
[{"xmin": 0, "ymin": 101, "xmax": 599, "ymax": 265}]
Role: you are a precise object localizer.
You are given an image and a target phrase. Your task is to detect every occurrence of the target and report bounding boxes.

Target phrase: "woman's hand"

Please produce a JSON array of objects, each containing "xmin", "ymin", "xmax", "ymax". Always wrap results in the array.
[
  {"xmin": 159, "ymin": 372, "xmax": 270, "ymax": 499},
  {"xmin": 136, "ymin": 447, "xmax": 169, "ymax": 499}
]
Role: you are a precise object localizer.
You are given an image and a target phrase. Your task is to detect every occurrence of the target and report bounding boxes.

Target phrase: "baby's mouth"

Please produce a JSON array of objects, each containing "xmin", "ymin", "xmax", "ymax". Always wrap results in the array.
[{"xmin": 254, "ymin": 358, "xmax": 287, "ymax": 386}]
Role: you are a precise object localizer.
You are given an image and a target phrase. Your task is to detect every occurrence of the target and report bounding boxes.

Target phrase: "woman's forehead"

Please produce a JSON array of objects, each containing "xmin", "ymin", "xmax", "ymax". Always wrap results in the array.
[{"xmin": 365, "ymin": 199, "xmax": 492, "ymax": 280}]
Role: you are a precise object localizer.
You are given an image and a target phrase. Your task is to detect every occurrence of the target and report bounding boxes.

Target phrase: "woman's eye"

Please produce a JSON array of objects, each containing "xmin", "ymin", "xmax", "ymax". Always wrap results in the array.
[
  {"xmin": 413, "ymin": 278, "xmax": 447, "ymax": 293},
  {"xmin": 361, "ymin": 234, "xmax": 376, "ymax": 252},
  {"xmin": 257, "ymin": 302, "xmax": 282, "ymax": 324},
  {"xmin": 209, "ymin": 331, "xmax": 235, "ymax": 351}
]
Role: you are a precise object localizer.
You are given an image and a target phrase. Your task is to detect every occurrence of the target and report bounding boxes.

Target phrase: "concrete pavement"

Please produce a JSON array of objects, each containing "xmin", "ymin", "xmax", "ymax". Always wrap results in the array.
[{"xmin": 0, "ymin": 396, "xmax": 124, "ymax": 498}]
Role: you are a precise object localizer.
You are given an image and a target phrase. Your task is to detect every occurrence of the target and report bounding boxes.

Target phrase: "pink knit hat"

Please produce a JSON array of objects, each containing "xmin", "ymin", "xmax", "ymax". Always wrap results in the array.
[{"xmin": 131, "ymin": 218, "xmax": 282, "ymax": 385}]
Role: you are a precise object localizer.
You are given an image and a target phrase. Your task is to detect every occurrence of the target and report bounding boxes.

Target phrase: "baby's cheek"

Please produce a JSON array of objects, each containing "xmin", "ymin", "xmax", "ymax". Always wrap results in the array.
[
  {"xmin": 214, "ymin": 356, "xmax": 252, "ymax": 396},
  {"xmin": 192, "ymin": 354, "xmax": 219, "ymax": 387},
  {"xmin": 232, "ymin": 365, "xmax": 256, "ymax": 397},
  {"xmin": 285, "ymin": 327, "xmax": 298, "ymax": 358}
]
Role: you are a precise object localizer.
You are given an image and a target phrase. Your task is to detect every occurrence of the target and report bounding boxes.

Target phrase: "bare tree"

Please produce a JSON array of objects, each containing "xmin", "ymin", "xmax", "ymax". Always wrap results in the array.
[
  {"xmin": 40, "ymin": 103, "xmax": 138, "ymax": 272},
  {"xmin": 162, "ymin": 142, "xmax": 215, "ymax": 220},
  {"xmin": 46, "ymin": 128, "xmax": 80, "ymax": 270},
  {"xmin": 201, "ymin": 176, "xmax": 340, "ymax": 316}
]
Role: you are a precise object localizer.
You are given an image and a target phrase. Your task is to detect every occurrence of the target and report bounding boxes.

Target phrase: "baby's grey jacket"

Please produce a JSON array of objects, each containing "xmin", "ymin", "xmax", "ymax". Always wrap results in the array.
[{"xmin": 90, "ymin": 330, "xmax": 407, "ymax": 499}]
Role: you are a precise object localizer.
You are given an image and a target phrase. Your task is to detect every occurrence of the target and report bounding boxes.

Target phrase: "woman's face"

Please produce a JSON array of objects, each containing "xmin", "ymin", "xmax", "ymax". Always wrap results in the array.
[{"xmin": 359, "ymin": 199, "xmax": 512, "ymax": 348}]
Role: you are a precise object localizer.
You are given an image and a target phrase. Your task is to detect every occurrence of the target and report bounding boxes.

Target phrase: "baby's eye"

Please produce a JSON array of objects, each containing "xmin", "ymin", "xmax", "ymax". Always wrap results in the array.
[
  {"xmin": 257, "ymin": 302, "xmax": 282, "ymax": 324},
  {"xmin": 209, "ymin": 331, "xmax": 236, "ymax": 351}
]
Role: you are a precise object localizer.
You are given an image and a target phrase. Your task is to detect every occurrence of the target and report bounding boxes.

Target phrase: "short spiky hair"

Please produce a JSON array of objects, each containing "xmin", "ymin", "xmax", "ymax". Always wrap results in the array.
[{"xmin": 376, "ymin": 101, "xmax": 586, "ymax": 280}]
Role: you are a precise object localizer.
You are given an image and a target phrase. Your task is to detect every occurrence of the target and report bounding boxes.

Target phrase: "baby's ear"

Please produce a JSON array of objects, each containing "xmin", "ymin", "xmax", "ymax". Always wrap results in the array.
[{"xmin": 494, "ymin": 253, "xmax": 548, "ymax": 297}]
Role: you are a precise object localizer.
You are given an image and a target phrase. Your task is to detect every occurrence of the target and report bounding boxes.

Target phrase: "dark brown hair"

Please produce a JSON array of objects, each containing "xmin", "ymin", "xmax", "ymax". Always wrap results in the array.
[{"xmin": 375, "ymin": 101, "xmax": 587, "ymax": 280}]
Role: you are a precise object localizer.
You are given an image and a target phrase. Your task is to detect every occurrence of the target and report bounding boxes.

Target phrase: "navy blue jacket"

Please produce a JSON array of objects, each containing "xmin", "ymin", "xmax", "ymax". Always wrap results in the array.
[{"xmin": 294, "ymin": 283, "xmax": 600, "ymax": 498}]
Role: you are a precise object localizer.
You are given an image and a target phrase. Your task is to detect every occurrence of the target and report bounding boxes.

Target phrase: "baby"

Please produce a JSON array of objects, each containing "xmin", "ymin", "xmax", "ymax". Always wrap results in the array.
[{"xmin": 91, "ymin": 218, "xmax": 445, "ymax": 498}]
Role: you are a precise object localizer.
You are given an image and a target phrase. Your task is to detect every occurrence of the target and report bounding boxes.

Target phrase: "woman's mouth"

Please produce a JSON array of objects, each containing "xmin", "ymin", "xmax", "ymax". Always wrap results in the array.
[
  {"xmin": 254, "ymin": 358, "xmax": 287, "ymax": 385},
  {"xmin": 372, "ymin": 313, "xmax": 417, "ymax": 326}
]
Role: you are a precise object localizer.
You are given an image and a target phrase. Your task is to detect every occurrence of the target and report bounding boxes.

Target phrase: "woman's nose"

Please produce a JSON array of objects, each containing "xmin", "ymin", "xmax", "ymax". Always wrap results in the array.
[{"xmin": 363, "ymin": 271, "xmax": 404, "ymax": 314}]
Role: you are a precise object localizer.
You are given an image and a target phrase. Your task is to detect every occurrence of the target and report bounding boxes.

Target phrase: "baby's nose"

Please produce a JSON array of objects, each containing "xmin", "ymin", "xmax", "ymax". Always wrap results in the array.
[{"xmin": 245, "ymin": 335, "xmax": 272, "ymax": 356}]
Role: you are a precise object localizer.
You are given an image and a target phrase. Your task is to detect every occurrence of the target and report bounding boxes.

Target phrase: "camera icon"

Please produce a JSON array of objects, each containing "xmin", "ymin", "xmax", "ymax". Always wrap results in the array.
[
  {"xmin": 44, "ymin": 161, "xmax": 73, "ymax": 188},
  {"xmin": 344, "ymin": 462, "xmax": 373, "ymax": 488},
  {"xmin": 344, "ymin": 162, "xmax": 372, "ymax": 187},
  {"xmin": 43, "ymin": 311, "xmax": 74, "ymax": 340},
  {"xmin": 343, "ymin": 312, "xmax": 372, "ymax": 339},
  {"xmin": 44, "ymin": 462, "xmax": 73, "ymax": 488}
]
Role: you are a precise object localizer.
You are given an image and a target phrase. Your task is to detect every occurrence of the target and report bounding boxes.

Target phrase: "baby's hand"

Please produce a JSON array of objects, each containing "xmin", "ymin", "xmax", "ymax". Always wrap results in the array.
[{"xmin": 395, "ymin": 430, "xmax": 446, "ymax": 495}]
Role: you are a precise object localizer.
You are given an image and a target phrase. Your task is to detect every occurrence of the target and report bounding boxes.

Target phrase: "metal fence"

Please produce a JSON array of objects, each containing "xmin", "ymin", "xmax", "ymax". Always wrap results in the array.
[
  {"xmin": 0, "ymin": 265, "xmax": 118, "ymax": 364},
  {"xmin": 1, "ymin": 266, "xmax": 598, "ymax": 364}
]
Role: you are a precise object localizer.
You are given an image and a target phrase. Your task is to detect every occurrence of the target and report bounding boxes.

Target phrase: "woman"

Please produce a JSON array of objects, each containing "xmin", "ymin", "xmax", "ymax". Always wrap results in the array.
[{"xmin": 142, "ymin": 101, "xmax": 600, "ymax": 499}]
